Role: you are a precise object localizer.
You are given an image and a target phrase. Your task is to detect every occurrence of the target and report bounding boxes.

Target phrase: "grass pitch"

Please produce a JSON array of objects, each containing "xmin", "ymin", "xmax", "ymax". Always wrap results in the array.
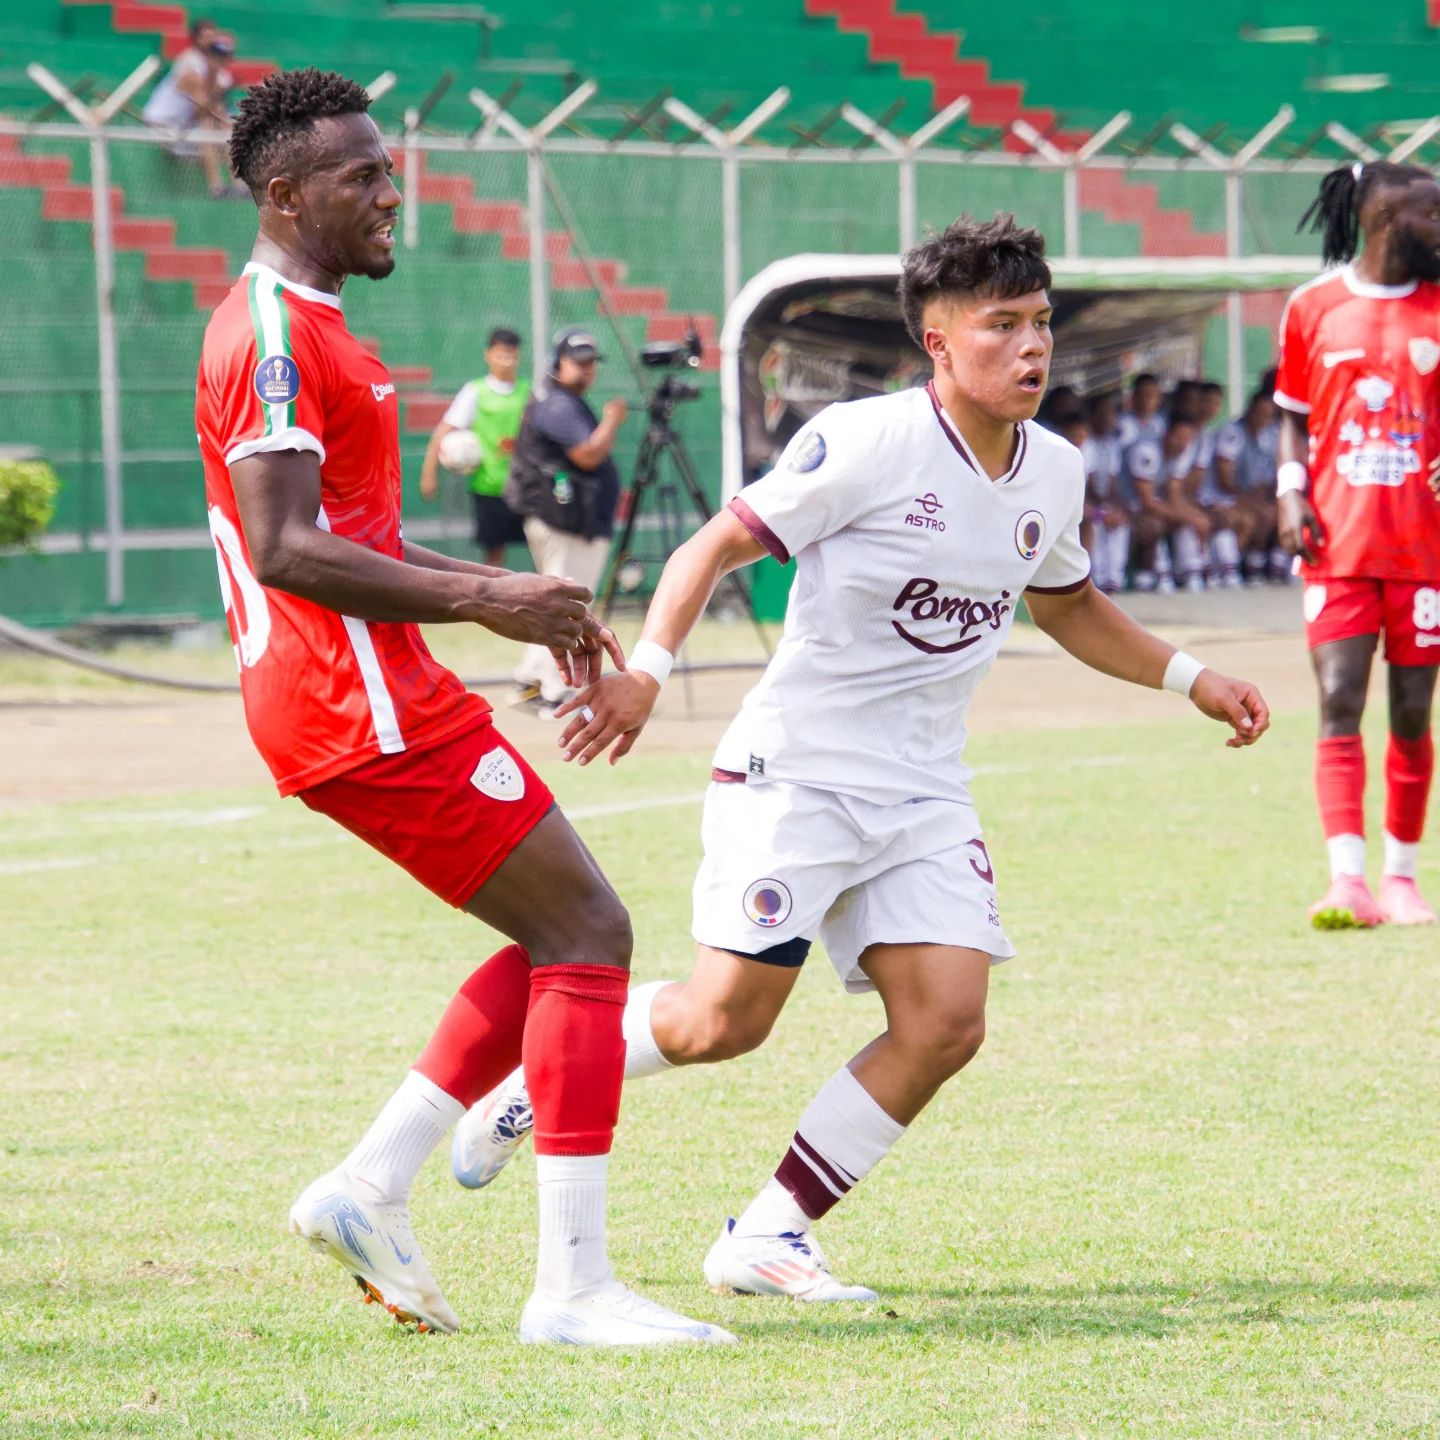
[{"xmin": 3, "ymin": 707, "xmax": 1438, "ymax": 1438}]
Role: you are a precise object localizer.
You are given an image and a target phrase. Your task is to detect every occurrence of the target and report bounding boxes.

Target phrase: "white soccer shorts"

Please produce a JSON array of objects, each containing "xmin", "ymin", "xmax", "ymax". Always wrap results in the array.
[{"xmin": 691, "ymin": 778, "xmax": 1016, "ymax": 994}]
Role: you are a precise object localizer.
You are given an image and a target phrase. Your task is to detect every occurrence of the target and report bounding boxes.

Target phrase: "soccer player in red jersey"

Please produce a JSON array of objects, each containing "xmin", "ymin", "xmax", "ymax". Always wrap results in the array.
[
  {"xmin": 1276, "ymin": 161, "xmax": 1440, "ymax": 928},
  {"xmin": 196, "ymin": 69, "xmax": 732, "ymax": 1346}
]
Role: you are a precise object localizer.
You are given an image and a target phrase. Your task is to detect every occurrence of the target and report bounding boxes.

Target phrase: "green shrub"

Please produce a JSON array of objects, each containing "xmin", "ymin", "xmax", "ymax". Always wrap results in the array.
[{"xmin": 0, "ymin": 459, "xmax": 60, "ymax": 555}]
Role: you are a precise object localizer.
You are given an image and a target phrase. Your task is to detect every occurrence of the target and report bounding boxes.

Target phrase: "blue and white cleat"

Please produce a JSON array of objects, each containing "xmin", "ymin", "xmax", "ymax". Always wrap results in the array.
[
  {"xmin": 289, "ymin": 1166, "xmax": 460, "ymax": 1334},
  {"xmin": 452, "ymin": 1070, "xmax": 533, "ymax": 1190},
  {"xmin": 702, "ymin": 1219, "xmax": 877, "ymax": 1302},
  {"xmin": 520, "ymin": 1278, "xmax": 738, "ymax": 1346}
]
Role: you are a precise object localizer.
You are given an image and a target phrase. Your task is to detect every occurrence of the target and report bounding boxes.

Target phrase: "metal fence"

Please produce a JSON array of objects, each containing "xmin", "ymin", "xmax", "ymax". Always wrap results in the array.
[{"xmin": 2, "ymin": 63, "xmax": 1429, "ymax": 615}]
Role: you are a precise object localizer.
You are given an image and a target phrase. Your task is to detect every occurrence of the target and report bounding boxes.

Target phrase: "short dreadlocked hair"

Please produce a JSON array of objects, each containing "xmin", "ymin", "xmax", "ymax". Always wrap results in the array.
[
  {"xmin": 228, "ymin": 68, "xmax": 372, "ymax": 201},
  {"xmin": 1299, "ymin": 160, "xmax": 1432, "ymax": 266},
  {"xmin": 899, "ymin": 213, "xmax": 1051, "ymax": 345}
]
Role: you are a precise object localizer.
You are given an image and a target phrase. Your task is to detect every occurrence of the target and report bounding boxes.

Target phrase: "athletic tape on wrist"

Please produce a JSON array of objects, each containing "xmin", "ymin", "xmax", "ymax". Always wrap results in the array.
[
  {"xmin": 1276, "ymin": 460, "xmax": 1308, "ymax": 498},
  {"xmin": 628, "ymin": 640, "xmax": 674, "ymax": 688},
  {"xmin": 1163, "ymin": 650, "xmax": 1205, "ymax": 699}
]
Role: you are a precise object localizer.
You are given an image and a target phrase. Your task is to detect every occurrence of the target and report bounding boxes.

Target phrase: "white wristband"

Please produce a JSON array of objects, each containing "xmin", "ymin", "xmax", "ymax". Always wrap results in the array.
[
  {"xmin": 1276, "ymin": 460, "xmax": 1308, "ymax": 498},
  {"xmin": 1163, "ymin": 650, "xmax": 1206, "ymax": 698},
  {"xmin": 628, "ymin": 639, "xmax": 674, "ymax": 688}
]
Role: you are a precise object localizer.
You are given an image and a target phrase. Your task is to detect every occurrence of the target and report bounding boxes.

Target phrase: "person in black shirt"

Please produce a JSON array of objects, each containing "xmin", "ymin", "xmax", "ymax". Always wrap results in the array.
[{"xmin": 506, "ymin": 328, "xmax": 628, "ymax": 711}]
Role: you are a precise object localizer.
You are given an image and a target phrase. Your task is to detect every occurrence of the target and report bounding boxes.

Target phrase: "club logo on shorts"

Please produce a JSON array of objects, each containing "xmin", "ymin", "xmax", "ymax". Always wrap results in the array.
[
  {"xmin": 1303, "ymin": 584, "xmax": 1327, "ymax": 624},
  {"xmin": 1015, "ymin": 510, "xmax": 1045, "ymax": 560},
  {"xmin": 253, "ymin": 354, "xmax": 301, "ymax": 406},
  {"xmin": 743, "ymin": 878, "xmax": 792, "ymax": 928},
  {"xmin": 788, "ymin": 432, "xmax": 826, "ymax": 472},
  {"xmin": 1410, "ymin": 337, "xmax": 1440, "ymax": 377},
  {"xmin": 470, "ymin": 747, "xmax": 525, "ymax": 802}
]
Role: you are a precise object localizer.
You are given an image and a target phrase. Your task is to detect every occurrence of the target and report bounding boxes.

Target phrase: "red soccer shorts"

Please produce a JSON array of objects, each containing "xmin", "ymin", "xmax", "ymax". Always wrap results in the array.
[
  {"xmin": 299, "ymin": 718, "xmax": 555, "ymax": 907},
  {"xmin": 1302, "ymin": 577, "xmax": 1440, "ymax": 666}
]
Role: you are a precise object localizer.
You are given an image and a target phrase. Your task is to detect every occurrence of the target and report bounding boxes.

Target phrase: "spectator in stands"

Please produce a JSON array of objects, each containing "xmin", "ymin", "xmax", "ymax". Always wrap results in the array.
[
  {"xmin": 141, "ymin": 19, "xmax": 242, "ymax": 198},
  {"xmin": 1182, "ymin": 380, "xmax": 1244, "ymax": 587},
  {"xmin": 1215, "ymin": 390, "xmax": 1284, "ymax": 584},
  {"xmin": 1081, "ymin": 391, "xmax": 1131, "ymax": 593},
  {"xmin": 1124, "ymin": 414, "xmax": 1208, "ymax": 592},
  {"xmin": 1039, "ymin": 384, "xmax": 1083, "ymax": 432},
  {"xmin": 1117, "ymin": 371, "xmax": 1165, "ymax": 448},
  {"xmin": 419, "ymin": 327, "xmax": 530, "ymax": 568},
  {"xmin": 506, "ymin": 328, "xmax": 628, "ymax": 714}
]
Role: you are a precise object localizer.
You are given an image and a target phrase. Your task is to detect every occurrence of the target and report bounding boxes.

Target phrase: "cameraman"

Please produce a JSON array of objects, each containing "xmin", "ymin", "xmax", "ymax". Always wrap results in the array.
[{"xmin": 507, "ymin": 328, "xmax": 627, "ymax": 713}]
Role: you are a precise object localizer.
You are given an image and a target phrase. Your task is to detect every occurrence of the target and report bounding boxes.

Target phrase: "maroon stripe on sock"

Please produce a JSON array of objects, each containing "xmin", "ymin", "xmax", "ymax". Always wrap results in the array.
[
  {"xmin": 774, "ymin": 1132, "xmax": 856, "ymax": 1223},
  {"xmin": 793, "ymin": 1131, "xmax": 858, "ymax": 1190}
]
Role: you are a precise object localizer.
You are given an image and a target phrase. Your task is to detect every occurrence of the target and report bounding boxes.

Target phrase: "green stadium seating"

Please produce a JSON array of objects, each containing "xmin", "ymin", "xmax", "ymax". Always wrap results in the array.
[{"xmin": 2, "ymin": 0, "xmax": 1415, "ymax": 622}]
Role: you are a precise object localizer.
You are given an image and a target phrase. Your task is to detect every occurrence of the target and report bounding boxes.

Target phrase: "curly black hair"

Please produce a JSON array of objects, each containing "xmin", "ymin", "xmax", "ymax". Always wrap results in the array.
[
  {"xmin": 1298, "ymin": 160, "xmax": 1432, "ymax": 266},
  {"xmin": 899, "ymin": 213, "xmax": 1051, "ymax": 345},
  {"xmin": 228, "ymin": 68, "xmax": 372, "ymax": 200}
]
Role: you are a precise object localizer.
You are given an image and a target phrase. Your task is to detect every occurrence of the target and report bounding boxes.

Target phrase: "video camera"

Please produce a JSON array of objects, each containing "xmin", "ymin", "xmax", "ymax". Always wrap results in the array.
[{"xmin": 639, "ymin": 326, "xmax": 703, "ymax": 405}]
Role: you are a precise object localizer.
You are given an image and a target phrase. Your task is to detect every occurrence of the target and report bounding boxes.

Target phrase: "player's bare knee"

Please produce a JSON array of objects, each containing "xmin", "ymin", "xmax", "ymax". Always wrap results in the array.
[
  {"xmin": 675, "ymin": 1004, "xmax": 774, "ymax": 1063},
  {"xmin": 527, "ymin": 892, "xmax": 632, "ymax": 971},
  {"xmin": 1391, "ymin": 705, "xmax": 1432, "ymax": 743},
  {"xmin": 906, "ymin": 1007, "xmax": 986, "ymax": 1080},
  {"xmin": 1317, "ymin": 680, "xmax": 1367, "ymax": 735}
]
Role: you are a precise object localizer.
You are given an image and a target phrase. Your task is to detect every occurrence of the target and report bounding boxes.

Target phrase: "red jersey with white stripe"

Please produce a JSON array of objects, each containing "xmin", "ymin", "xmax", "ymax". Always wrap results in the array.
[
  {"xmin": 196, "ymin": 262, "xmax": 489, "ymax": 796},
  {"xmin": 1274, "ymin": 264, "xmax": 1440, "ymax": 581}
]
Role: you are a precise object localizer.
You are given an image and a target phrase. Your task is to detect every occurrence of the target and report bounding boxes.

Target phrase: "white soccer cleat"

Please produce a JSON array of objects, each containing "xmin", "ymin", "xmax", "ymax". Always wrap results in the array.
[
  {"xmin": 702, "ymin": 1218, "xmax": 877, "ymax": 1302},
  {"xmin": 451, "ymin": 1071, "xmax": 533, "ymax": 1190},
  {"xmin": 289, "ymin": 1166, "xmax": 460, "ymax": 1334},
  {"xmin": 519, "ymin": 1278, "xmax": 738, "ymax": 1346}
]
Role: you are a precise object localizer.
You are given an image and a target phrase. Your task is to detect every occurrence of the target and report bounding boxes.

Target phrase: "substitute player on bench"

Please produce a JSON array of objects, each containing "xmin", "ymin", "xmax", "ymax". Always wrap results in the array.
[
  {"xmin": 198, "ymin": 68, "xmax": 731, "ymax": 1346},
  {"xmin": 451, "ymin": 215, "xmax": 1269, "ymax": 1301},
  {"xmin": 1276, "ymin": 160, "xmax": 1440, "ymax": 928}
]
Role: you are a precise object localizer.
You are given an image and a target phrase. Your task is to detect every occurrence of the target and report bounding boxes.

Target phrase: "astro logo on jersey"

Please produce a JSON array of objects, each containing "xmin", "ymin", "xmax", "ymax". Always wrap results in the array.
[
  {"xmin": 788, "ymin": 432, "xmax": 826, "ymax": 472},
  {"xmin": 891, "ymin": 578, "xmax": 1013, "ymax": 655},
  {"xmin": 254, "ymin": 354, "xmax": 301, "ymax": 405},
  {"xmin": 1015, "ymin": 510, "xmax": 1045, "ymax": 560},
  {"xmin": 744, "ymin": 878, "xmax": 793, "ymax": 928},
  {"xmin": 906, "ymin": 493, "xmax": 946, "ymax": 530}
]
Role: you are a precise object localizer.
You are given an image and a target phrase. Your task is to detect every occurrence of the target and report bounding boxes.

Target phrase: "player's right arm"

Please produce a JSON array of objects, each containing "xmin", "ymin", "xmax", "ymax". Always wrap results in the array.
[
  {"xmin": 551, "ymin": 507, "xmax": 766, "ymax": 764},
  {"xmin": 555, "ymin": 408, "xmax": 874, "ymax": 765},
  {"xmin": 1273, "ymin": 288, "xmax": 1323, "ymax": 563},
  {"xmin": 230, "ymin": 447, "xmax": 593, "ymax": 647}
]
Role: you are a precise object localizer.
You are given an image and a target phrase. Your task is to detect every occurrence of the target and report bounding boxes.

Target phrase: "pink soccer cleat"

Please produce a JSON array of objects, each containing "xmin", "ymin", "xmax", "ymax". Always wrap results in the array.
[
  {"xmin": 1379, "ymin": 875, "xmax": 1438, "ymax": 926},
  {"xmin": 1308, "ymin": 875, "xmax": 1385, "ymax": 931}
]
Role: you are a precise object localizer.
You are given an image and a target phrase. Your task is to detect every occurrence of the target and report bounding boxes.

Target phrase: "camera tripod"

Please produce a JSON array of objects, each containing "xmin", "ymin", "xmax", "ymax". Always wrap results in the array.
[{"xmin": 599, "ymin": 377, "xmax": 773, "ymax": 660}]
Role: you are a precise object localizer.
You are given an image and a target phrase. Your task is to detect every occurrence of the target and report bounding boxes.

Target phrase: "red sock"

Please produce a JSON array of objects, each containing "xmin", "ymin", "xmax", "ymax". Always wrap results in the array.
[
  {"xmin": 1315, "ymin": 735, "xmax": 1366, "ymax": 838},
  {"xmin": 413, "ymin": 944, "xmax": 532, "ymax": 1108},
  {"xmin": 1385, "ymin": 732, "xmax": 1434, "ymax": 844},
  {"xmin": 524, "ymin": 964, "xmax": 627, "ymax": 1156}
]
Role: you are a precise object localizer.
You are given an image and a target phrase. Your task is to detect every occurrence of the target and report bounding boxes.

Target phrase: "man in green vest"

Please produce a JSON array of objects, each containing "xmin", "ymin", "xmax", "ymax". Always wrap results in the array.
[{"xmin": 420, "ymin": 327, "xmax": 531, "ymax": 567}]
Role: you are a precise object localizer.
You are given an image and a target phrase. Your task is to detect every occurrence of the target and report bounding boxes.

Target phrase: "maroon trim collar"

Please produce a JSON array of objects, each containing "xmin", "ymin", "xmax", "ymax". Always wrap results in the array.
[{"xmin": 926, "ymin": 382, "xmax": 1026, "ymax": 483}]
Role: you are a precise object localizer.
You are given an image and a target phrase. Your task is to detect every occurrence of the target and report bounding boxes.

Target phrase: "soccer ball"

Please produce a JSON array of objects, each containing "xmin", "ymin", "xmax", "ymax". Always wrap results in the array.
[{"xmin": 438, "ymin": 429, "xmax": 484, "ymax": 476}]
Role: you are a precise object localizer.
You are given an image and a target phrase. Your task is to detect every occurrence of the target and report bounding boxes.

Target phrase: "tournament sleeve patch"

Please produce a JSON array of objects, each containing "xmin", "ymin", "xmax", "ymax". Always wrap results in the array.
[
  {"xmin": 254, "ymin": 354, "xmax": 302, "ymax": 406},
  {"xmin": 787, "ymin": 431, "xmax": 826, "ymax": 472}
]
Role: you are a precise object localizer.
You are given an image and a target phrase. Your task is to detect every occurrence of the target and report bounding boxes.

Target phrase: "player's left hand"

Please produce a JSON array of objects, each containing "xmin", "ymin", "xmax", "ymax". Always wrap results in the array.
[
  {"xmin": 1189, "ymin": 670, "xmax": 1270, "ymax": 748},
  {"xmin": 551, "ymin": 613, "xmax": 625, "ymax": 690},
  {"xmin": 554, "ymin": 670, "xmax": 661, "ymax": 765}
]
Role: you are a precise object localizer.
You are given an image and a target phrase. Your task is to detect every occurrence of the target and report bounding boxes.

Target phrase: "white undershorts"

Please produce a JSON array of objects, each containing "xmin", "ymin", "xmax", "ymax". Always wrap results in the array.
[{"xmin": 691, "ymin": 778, "xmax": 1015, "ymax": 994}]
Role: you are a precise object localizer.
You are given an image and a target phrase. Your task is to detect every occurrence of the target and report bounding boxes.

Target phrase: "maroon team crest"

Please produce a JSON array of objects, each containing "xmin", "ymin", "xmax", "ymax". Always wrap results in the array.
[{"xmin": 1015, "ymin": 510, "xmax": 1045, "ymax": 560}]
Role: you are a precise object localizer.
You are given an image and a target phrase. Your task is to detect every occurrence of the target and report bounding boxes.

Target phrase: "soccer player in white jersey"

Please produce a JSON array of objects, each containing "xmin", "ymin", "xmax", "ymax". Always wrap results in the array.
[{"xmin": 452, "ymin": 215, "xmax": 1271, "ymax": 1302}]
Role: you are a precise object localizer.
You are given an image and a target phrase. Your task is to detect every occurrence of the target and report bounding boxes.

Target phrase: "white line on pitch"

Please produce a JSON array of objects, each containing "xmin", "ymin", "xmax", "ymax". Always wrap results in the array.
[{"xmin": 0, "ymin": 754, "xmax": 1131, "ymax": 877}]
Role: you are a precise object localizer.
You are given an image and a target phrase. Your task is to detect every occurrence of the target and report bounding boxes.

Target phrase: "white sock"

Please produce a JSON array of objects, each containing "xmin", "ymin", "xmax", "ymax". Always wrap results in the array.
[
  {"xmin": 622, "ymin": 979, "xmax": 677, "ymax": 1079},
  {"xmin": 1383, "ymin": 830, "xmax": 1420, "ymax": 879},
  {"xmin": 535, "ymin": 1153, "xmax": 611, "ymax": 1299},
  {"xmin": 343, "ymin": 1069, "xmax": 464, "ymax": 1202},
  {"xmin": 1106, "ymin": 522, "xmax": 1132, "ymax": 590},
  {"xmin": 734, "ymin": 1065, "xmax": 906, "ymax": 1237},
  {"xmin": 1326, "ymin": 832, "xmax": 1366, "ymax": 881}
]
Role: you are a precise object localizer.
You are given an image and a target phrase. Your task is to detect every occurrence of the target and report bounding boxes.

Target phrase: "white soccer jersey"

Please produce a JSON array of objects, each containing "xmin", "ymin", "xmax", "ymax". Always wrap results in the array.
[{"xmin": 721, "ymin": 384, "xmax": 1090, "ymax": 807}]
